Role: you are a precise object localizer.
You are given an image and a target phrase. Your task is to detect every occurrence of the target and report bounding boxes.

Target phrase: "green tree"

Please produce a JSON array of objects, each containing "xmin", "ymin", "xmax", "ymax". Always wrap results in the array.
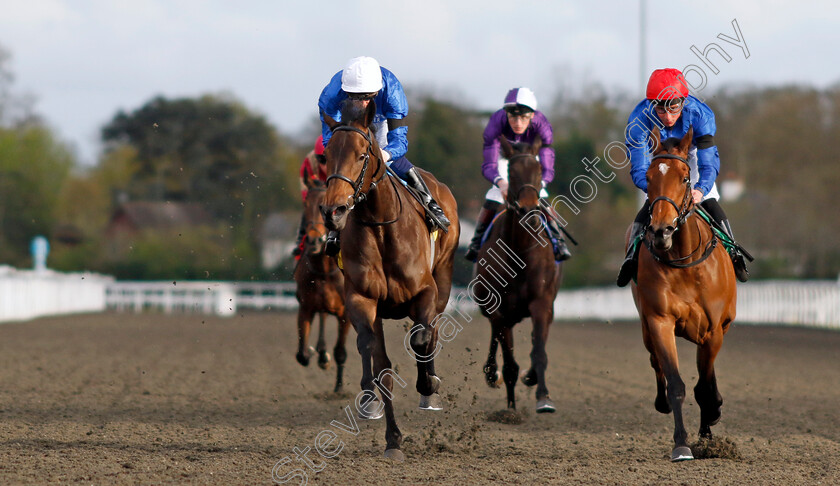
[
  {"xmin": 407, "ymin": 97, "xmax": 487, "ymax": 215},
  {"xmin": 101, "ymin": 93, "xmax": 297, "ymax": 225}
]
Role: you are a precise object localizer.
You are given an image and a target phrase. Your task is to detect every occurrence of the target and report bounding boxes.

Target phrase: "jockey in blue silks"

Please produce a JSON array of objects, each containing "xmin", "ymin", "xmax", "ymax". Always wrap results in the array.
[
  {"xmin": 318, "ymin": 56, "xmax": 450, "ymax": 255},
  {"xmin": 464, "ymin": 87, "xmax": 571, "ymax": 262},
  {"xmin": 616, "ymin": 68, "xmax": 750, "ymax": 286}
]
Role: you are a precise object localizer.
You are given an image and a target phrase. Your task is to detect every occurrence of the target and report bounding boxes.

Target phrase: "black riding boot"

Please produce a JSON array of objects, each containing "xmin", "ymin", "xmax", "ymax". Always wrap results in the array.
[
  {"xmin": 617, "ymin": 222, "xmax": 646, "ymax": 287},
  {"xmin": 721, "ymin": 219, "xmax": 750, "ymax": 282},
  {"xmin": 464, "ymin": 201, "xmax": 500, "ymax": 262},
  {"xmin": 405, "ymin": 167, "xmax": 451, "ymax": 229},
  {"xmin": 292, "ymin": 213, "xmax": 306, "ymax": 257},
  {"xmin": 324, "ymin": 230, "xmax": 340, "ymax": 257},
  {"xmin": 545, "ymin": 216, "xmax": 572, "ymax": 262}
]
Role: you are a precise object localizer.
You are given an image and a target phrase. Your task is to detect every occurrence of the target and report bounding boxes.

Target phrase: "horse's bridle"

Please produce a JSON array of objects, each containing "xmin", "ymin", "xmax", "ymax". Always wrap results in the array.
[
  {"xmin": 506, "ymin": 153, "xmax": 542, "ymax": 214},
  {"xmin": 645, "ymin": 153, "xmax": 718, "ymax": 268},
  {"xmin": 647, "ymin": 153, "xmax": 694, "ymax": 227},
  {"xmin": 324, "ymin": 124, "xmax": 400, "ymax": 226},
  {"xmin": 325, "ymin": 126, "xmax": 386, "ymax": 208}
]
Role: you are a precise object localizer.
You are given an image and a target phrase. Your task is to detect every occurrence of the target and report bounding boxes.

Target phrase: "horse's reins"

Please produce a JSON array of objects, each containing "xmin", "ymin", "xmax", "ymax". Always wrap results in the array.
[
  {"xmin": 325, "ymin": 125, "xmax": 401, "ymax": 226},
  {"xmin": 645, "ymin": 153, "xmax": 718, "ymax": 268}
]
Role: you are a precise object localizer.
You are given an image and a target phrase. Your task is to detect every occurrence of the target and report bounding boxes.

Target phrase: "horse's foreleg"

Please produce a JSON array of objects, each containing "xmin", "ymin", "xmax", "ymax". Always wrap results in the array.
[
  {"xmin": 483, "ymin": 333, "xmax": 501, "ymax": 388},
  {"xmin": 296, "ymin": 308, "xmax": 315, "ymax": 367},
  {"xmin": 347, "ymin": 294, "xmax": 381, "ymax": 420},
  {"xmin": 316, "ymin": 312, "xmax": 331, "ymax": 370},
  {"xmin": 496, "ymin": 322, "xmax": 519, "ymax": 410},
  {"xmin": 642, "ymin": 323, "xmax": 670, "ymax": 414},
  {"xmin": 528, "ymin": 300, "xmax": 555, "ymax": 413},
  {"xmin": 333, "ymin": 314, "xmax": 351, "ymax": 393},
  {"xmin": 648, "ymin": 320, "xmax": 691, "ymax": 461},
  {"xmin": 371, "ymin": 316, "xmax": 404, "ymax": 461},
  {"xmin": 695, "ymin": 328, "xmax": 724, "ymax": 438}
]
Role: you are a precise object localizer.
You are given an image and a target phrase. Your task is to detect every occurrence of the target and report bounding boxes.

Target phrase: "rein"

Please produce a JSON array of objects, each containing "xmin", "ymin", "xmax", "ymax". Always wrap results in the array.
[{"xmin": 325, "ymin": 125, "xmax": 400, "ymax": 227}]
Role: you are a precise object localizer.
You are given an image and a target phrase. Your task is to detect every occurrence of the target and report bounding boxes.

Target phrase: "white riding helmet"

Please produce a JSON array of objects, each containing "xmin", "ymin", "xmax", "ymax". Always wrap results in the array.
[
  {"xmin": 503, "ymin": 87, "xmax": 538, "ymax": 113},
  {"xmin": 341, "ymin": 56, "xmax": 384, "ymax": 93}
]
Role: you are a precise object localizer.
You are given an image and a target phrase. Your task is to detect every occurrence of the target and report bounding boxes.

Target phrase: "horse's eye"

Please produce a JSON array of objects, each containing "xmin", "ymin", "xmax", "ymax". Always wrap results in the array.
[{"xmin": 683, "ymin": 177, "xmax": 690, "ymax": 184}]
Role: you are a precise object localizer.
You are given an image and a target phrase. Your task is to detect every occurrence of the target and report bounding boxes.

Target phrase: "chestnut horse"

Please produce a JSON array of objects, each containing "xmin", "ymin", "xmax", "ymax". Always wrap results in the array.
[
  {"xmin": 629, "ymin": 126, "xmax": 737, "ymax": 461},
  {"xmin": 320, "ymin": 101, "xmax": 459, "ymax": 461},
  {"xmin": 294, "ymin": 179, "xmax": 351, "ymax": 393},
  {"xmin": 476, "ymin": 137, "xmax": 562, "ymax": 413}
]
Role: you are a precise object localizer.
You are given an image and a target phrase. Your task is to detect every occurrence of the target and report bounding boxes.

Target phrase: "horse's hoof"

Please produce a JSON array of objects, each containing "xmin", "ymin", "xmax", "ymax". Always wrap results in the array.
[
  {"xmin": 383, "ymin": 448, "xmax": 405, "ymax": 462},
  {"xmin": 418, "ymin": 392, "xmax": 444, "ymax": 411},
  {"xmin": 318, "ymin": 352, "xmax": 332, "ymax": 370},
  {"xmin": 520, "ymin": 369, "xmax": 537, "ymax": 387},
  {"xmin": 536, "ymin": 398, "xmax": 556, "ymax": 413},
  {"xmin": 485, "ymin": 370, "xmax": 502, "ymax": 388},
  {"xmin": 671, "ymin": 446, "xmax": 694, "ymax": 462},
  {"xmin": 357, "ymin": 398, "xmax": 384, "ymax": 420}
]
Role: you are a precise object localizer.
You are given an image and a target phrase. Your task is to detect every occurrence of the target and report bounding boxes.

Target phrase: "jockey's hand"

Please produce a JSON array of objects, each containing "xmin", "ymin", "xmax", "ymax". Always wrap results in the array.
[
  {"xmin": 379, "ymin": 148, "xmax": 391, "ymax": 163},
  {"xmin": 691, "ymin": 189, "xmax": 703, "ymax": 204},
  {"xmin": 496, "ymin": 179, "xmax": 509, "ymax": 199}
]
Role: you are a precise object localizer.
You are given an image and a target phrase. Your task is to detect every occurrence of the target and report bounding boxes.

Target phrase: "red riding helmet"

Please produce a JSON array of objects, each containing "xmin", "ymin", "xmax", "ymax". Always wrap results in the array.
[
  {"xmin": 314, "ymin": 135, "xmax": 324, "ymax": 156},
  {"xmin": 646, "ymin": 68, "xmax": 689, "ymax": 101}
]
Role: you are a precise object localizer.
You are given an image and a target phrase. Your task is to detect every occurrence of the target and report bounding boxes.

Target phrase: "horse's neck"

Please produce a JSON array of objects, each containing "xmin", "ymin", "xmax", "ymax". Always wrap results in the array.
[
  {"xmin": 352, "ymin": 172, "xmax": 400, "ymax": 231},
  {"xmin": 670, "ymin": 214, "xmax": 705, "ymax": 258},
  {"xmin": 501, "ymin": 208, "xmax": 543, "ymax": 250}
]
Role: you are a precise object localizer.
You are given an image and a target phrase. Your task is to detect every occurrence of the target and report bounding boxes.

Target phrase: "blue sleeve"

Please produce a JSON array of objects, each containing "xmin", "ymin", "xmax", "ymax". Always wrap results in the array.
[
  {"xmin": 380, "ymin": 68, "xmax": 409, "ymax": 159},
  {"xmin": 318, "ymin": 71, "xmax": 345, "ymax": 149},
  {"xmin": 625, "ymin": 101, "xmax": 655, "ymax": 192},
  {"xmin": 692, "ymin": 103, "xmax": 720, "ymax": 195}
]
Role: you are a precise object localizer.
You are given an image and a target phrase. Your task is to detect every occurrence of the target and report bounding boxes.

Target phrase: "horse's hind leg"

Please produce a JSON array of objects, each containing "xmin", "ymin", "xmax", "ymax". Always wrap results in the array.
[
  {"xmin": 332, "ymin": 314, "xmax": 351, "ymax": 393},
  {"xmin": 694, "ymin": 329, "xmax": 724, "ymax": 438},
  {"xmin": 648, "ymin": 319, "xmax": 692, "ymax": 461},
  {"xmin": 483, "ymin": 334, "xmax": 502, "ymax": 388},
  {"xmin": 409, "ymin": 288, "xmax": 443, "ymax": 410},
  {"xmin": 316, "ymin": 312, "xmax": 331, "ymax": 370},
  {"xmin": 296, "ymin": 308, "xmax": 315, "ymax": 366},
  {"xmin": 642, "ymin": 323, "xmax": 670, "ymax": 414}
]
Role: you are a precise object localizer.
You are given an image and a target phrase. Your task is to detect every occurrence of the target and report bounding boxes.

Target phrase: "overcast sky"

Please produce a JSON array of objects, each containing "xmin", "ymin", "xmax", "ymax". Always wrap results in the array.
[{"xmin": 1, "ymin": 0, "xmax": 838, "ymax": 166}]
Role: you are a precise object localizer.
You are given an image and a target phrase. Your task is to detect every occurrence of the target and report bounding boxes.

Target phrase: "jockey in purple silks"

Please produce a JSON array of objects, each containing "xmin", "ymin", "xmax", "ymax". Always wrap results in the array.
[{"xmin": 464, "ymin": 87, "xmax": 571, "ymax": 262}]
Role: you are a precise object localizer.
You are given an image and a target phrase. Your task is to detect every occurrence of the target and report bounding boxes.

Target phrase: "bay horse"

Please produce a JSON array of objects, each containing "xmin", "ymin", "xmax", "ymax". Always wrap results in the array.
[
  {"xmin": 476, "ymin": 137, "xmax": 562, "ymax": 413},
  {"xmin": 294, "ymin": 178, "xmax": 351, "ymax": 393},
  {"xmin": 629, "ymin": 126, "xmax": 737, "ymax": 461},
  {"xmin": 320, "ymin": 101, "xmax": 460, "ymax": 461}
]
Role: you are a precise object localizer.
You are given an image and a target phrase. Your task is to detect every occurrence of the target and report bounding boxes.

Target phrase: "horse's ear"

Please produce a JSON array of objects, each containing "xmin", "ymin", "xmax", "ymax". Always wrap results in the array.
[
  {"xmin": 649, "ymin": 125, "xmax": 661, "ymax": 154},
  {"xmin": 498, "ymin": 136, "xmax": 514, "ymax": 159},
  {"xmin": 678, "ymin": 126, "xmax": 694, "ymax": 155},
  {"xmin": 323, "ymin": 112, "xmax": 339, "ymax": 131},
  {"xmin": 531, "ymin": 136, "xmax": 543, "ymax": 156},
  {"xmin": 362, "ymin": 99, "xmax": 376, "ymax": 128}
]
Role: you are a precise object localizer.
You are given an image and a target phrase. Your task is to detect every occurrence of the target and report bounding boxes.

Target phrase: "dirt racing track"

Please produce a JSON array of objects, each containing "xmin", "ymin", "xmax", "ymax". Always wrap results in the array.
[{"xmin": 0, "ymin": 311, "xmax": 837, "ymax": 484}]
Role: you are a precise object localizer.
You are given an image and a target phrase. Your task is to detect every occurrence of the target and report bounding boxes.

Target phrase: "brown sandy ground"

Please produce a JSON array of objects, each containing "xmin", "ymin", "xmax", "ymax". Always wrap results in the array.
[{"xmin": 0, "ymin": 311, "xmax": 837, "ymax": 485}]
